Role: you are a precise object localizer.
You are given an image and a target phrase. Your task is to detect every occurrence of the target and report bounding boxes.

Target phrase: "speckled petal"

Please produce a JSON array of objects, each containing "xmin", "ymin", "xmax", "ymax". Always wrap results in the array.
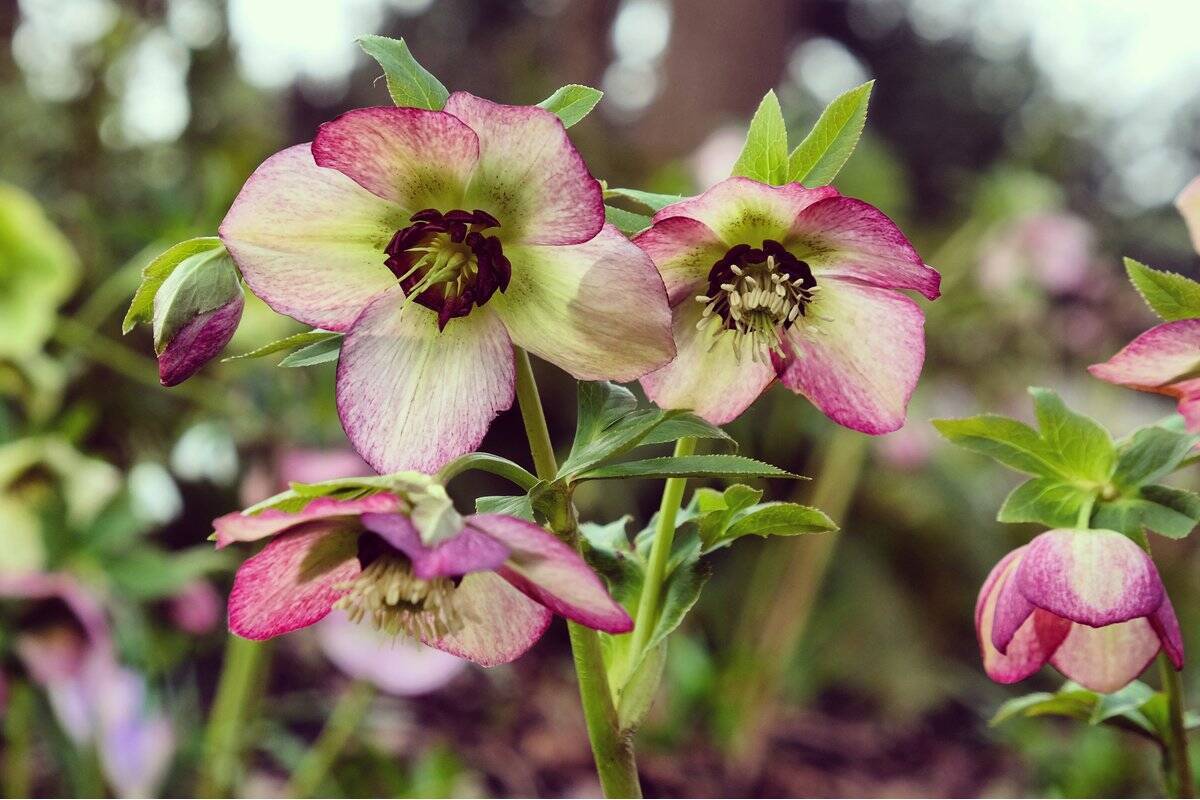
[
  {"xmin": 1049, "ymin": 618, "xmax": 1162, "ymax": 694},
  {"xmin": 632, "ymin": 216, "xmax": 728, "ymax": 304},
  {"xmin": 653, "ymin": 178, "xmax": 838, "ymax": 248},
  {"xmin": 975, "ymin": 547, "xmax": 1070, "ymax": 683},
  {"xmin": 423, "ymin": 571, "xmax": 553, "ymax": 667},
  {"xmin": 213, "ymin": 493, "xmax": 402, "ymax": 548},
  {"xmin": 361, "ymin": 512, "xmax": 510, "ymax": 579}
]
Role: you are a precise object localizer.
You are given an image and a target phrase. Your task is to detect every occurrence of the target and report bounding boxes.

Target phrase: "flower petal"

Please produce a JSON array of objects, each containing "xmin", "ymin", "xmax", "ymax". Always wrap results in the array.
[
  {"xmin": 653, "ymin": 178, "xmax": 838, "ymax": 247},
  {"xmin": 315, "ymin": 609, "xmax": 468, "ymax": 696},
  {"xmin": 1049, "ymin": 619, "xmax": 1162, "ymax": 694},
  {"xmin": 227, "ymin": 524, "xmax": 361, "ymax": 639},
  {"xmin": 640, "ymin": 295, "xmax": 775, "ymax": 424},
  {"xmin": 444, "ymin": 92, "xmax": 603, "ymax": 246},
  {"xmin": 633, "ymin": 216, "xmax": 728, "ymax": 304},
  {"xmin": 219, "ymin": 144, "xmax": 403, "ymax": 331},
  {"xmin": 494, "ymin": 224, "xmax": 675, "ymax": 381},
  {"xmin": 312, "ymin": 106, "xmax": 479, "ymax": 210},
  {"xmin": 157, "ymin": 292, "xmax": 244, "ymax": 387},
  {"xmin": 467, "ymin": 514, "xmax": 633, "ymax": 633},
  {"xmin": 425, "ymin": 571, "xmax": 553, "ymax": 667},
  {"xmin": 1177, "ymin": 175, "xmax": 1200, "ymax": 255},
  {"xmin": 1151, "ymin": 592, "xmax": 1185, "ymax": 669},
  {"xmin": 976, "ymin": 546, "xmax": 1069, "ymax": 683},
  {"xmin": 776, "ymin": 280, "xmax": 925, "ymax": 434},
  {"xmin": 787, "ymin": 196, "xmax": 941, "ymax": 300},
  {"xmin": 213, "ymin": 493, "xmax": 402, "ymax": 548},
  {"xmin": 361, "ymin": 512, "xmax": 510, "ymax": 579},
  {"xmin": 1016, "ymin": 529, "xmax": 1164, "ymax": 627},
  {"xmin": 336, "ymin": 288, "xmax": 515, "ymax": 474},
  {"xmin": 1089, "ymin": 320, "xmax": 1200, "ymax": 429}
]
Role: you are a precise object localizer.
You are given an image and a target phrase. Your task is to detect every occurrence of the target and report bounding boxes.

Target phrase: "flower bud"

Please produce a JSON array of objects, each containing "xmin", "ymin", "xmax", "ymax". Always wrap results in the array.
[{"xmin": 151, "ymin": 244, "xmax": 243, "ymax": 386}]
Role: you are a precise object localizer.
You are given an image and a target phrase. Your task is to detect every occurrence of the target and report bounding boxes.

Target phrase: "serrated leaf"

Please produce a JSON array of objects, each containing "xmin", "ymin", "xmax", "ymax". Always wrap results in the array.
[
  {"xmin": 1094, "ymin": 492, "xmax": 1199, "ymax": 539},
  {"xmin": 1029, "ymin": 387, "xmax": 1115, "ymax": 483},
  {"xmin": 714, "ymin": 503, "xmax": 836, "ymax": 548},
  {"xmin": 1125, "ymin": 257, "xmax": 1200, "ymax": 322},
  {"xmin": 1112, "ymin": 425, "xmax": 1200, "ymax": 489},
  {"xmin": 932, "ymin": 415, "xmax": 1066, "ymax": 478},
  {"xmin": 788, "ymin": 80, "xmax": 873, "ymax": 186},
  {"xmin": 223, "ymin": 330, "xmax": 340, "ymax": 362},
  {"xmin": 637, "ymin": 413, "xmax": 734, "ymax": 449},
  {"xmin": 536, "ymin": 84, "xmax": 602, "ymax": 127},
  {"xmin": 123, "ymin": 237, "xmax": 222, "ymax": 334},
  {"xmin": 357, "ymin": 35, "xmax": 448, "ymax": 110},
  {"xmin": 605, "ymin": 205, "xmax": 651, "ymax": 236},
  {"xmin": 692, "ymin": 484, "xmax": 762, "ymax": 549},
  {"xmin": 574, "ymin": 381, "xmax": 638, "ymax": 445},
  {"xmin": 731, "ymin": 90, "xmax": 789, "ymax": 185},
  {"xmin": 278, "ymin": 336, "xmax": 341, "ymax": 367},
  {"xmin": 998, "ymin": 478, "xmax": 1094, "ymax": 528},
  {"xmin": 475, "ymin": 494, "xmax": 535, "ymax": 521},
  {"xmin": 603, "ymin": 188, "xmax": 684, "ymax": 213},
  {"xmin": 577, "ymin": 455, "xmax": 797, "ymax": 481}
]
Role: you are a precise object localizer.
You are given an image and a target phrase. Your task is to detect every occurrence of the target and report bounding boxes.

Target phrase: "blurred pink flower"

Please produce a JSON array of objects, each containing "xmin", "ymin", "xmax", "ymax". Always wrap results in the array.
[
  {"xmin": 168, "ymin": 579, "xmax": 222, "ymax": 635},
  {"xmin": 0, "ymin": 572, "xmax": 174, "ymax": 798},
  {"xmin": 1178, "ymin": 175, "xmax": 1200, "ymax": 253},
  {"xmin": 979, "ymin": 213, "xmax": 1096, "ymax": 296},
  {"xmin": 637, "ymin": 178, "xmax": 940, "ymax": 433},
  {"xmin": 976, "ymin": 529, "xmax": 1183, "ymax": 693},
  {"xmin": 214, "ymin": 493, "xmax": 632, "ymax": 666},
  {"xmin": 315, "ymin": 609, "xmax": 467, "ymax": 696}
]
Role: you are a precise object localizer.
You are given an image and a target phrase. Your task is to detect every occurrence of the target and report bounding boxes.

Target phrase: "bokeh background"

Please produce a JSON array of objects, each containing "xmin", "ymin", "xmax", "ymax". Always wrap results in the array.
[{"xmin": 3, "ymin": 0, "xmax": 1200, "ymax": 796}]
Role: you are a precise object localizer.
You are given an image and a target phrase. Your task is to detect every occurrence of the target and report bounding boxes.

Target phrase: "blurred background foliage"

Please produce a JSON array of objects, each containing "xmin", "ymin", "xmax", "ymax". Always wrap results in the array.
[{"xmin": 2, "ymin": 0, "xmax": 1200, "ymax": 796}]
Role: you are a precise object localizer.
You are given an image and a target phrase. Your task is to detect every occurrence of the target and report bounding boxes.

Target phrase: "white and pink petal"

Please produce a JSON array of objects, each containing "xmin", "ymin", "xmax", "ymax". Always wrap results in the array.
[
  {"xmin": 213, "ymin": 493, "xmax": 402, "ymax": 548},
  {"xmin": 361, "ymin": 512, "xmax": 510, "ymax": 579},
  {"xmin": 424, "ymin": 571, "xmax": 553, "ymax": 667},
  {"xmin": 1049, "ymin": 618, "xmax": 1162, "ymax": 694},
  {"xmin": 632, "ymin": 216, "xmax": 728, "ymax": 304},
  {"xmin": 654, "ymin": 178, "xmax": 838, "ymax": 248},
  {"xmin": 975, "ymin": 547, "xmax": 1069, "ymax": 684}
]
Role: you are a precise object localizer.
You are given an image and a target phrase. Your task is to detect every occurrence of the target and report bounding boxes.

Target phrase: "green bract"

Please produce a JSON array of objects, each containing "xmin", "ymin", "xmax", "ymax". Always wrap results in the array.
[
  {"xmin": 357, "ymin": 35, "xmax": 449, "ymax": 110},
  {"xmin": 150, "ymin": 245, "xmax": 243, "ymax": 355},
  {"xmin": 536, "ymin": 84, "xmax": 603, "ymax": 128},
  {"xmin": 124, "ymin": 236, "xmax": 223, "ymax": 334},
  {"xmin": 1124, "ymin": 256, "xmax": 1200, "ymax": 322},
  {"xmin": 787, "ymin": 80, "xmax": 874, "ymax": 186},
  {"xmin": 731, "ymin": 90, "xmax": 789, "ymax": 185}
]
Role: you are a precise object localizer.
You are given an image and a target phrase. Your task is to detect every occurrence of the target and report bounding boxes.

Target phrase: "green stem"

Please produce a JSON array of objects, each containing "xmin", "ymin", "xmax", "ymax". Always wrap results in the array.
[
  {"xmin": 1160, "ymin": 654, "xmax": 1194, "ymax": 797},
  {"xmin": 1076, "ymin": 494, "xmax": 1097, "ymax": 529},
  {"xmin": 199, "ymin": 636, "xmax": 270, "ymax": 797},
  {"xmin": 2, "ymin": 681, "xmax": 35, "ymax": 799},
  {"xmin": 512, "ymin": 349, "xmax": 642, "ymax": 799},
  {"xmin": 434, "ymin": 452, "xmax": 539, "ymax": 491},
  {"xmin": 630, "ymin": 436, "xmax": 696, "ymax": 656},
  {"xmin": 286, "ymin": 680, "xmax": 375, "ymax": 798}
]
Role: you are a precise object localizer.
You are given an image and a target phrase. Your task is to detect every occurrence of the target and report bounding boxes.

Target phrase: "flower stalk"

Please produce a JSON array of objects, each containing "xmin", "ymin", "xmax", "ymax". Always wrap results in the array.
[
  {"xmin": 1161, "ymin": 653, "xmax": 1194, "ymax": 798},
  {"xmin": 198, "ymin": 636, "xmax": 270, "ymax": 797},
  {"xmin": 512, "ymin": 348, "xmax": 642, "ymax": 799},
  {"xmin": 286, "ymin": 680, "xmax": 375, "ymax": 798}
]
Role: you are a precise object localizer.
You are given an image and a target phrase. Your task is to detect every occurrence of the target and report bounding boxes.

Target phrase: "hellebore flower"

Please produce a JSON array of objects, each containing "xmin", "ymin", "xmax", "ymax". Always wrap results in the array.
[
  {"xmin": 213, "ymin": 490, "xmax": 632, "ymax": 666},
  {"xmin": 975, "ymin": 529, "xmax": 1183, "ymax": 693},
  {"xmin": 219, "ymin": 93, "xmax": 674, "ymax": 473},
  {"xmin": 634, "ymin": 178, "xmax": 940, "ymax": 433},
  {"xmin": 0, "ymin": 572, "xmax": 174, "ymax": 798},
  {"xmin": 1089, "ymin": 178, "xmax": 1200, "ymax": 426},
  {"xmin": 315, "ymin": 608, "xmax": 468, "ymax": 696},
  {"xmin": 152, "ymin": 245, "xmax": 244, "ymax": 387}
]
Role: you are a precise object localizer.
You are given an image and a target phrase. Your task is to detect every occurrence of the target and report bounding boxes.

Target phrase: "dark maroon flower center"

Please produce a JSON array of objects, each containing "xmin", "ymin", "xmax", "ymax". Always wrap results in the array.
[
  {"xmin": 695, "ymin": 239, "xmax": 818, "ymax": 362},
  {"xmin": 384, "ymin": 208, "xmax": 511, "ymax": 330}
]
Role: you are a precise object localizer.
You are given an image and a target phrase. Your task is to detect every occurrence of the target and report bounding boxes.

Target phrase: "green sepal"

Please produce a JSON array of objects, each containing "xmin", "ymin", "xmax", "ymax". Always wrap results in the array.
[
  {"xmin": 277, "ymin": 335, "xmax": 342, "ymax": 367},
  {"xmin": 151, "ymin": 245, "xmax": 242, "ymax": 353},
  {"xmin": 603, "ymin": 188, "xmax": 684, "ymax": 213},
  {"xmin": 123, "ymin": 237, "xmax": 222, "ymax": 335},
  {"xmin": 788, "ymin": 80, "xmax": 873, "ymax": 186},
  {"xmin": 357, "ymin": 35, "xmax": 449, "ymax": 110},
  {"xmin": 731, "ymin": 90, "xmax": 789, "ymax": 185},
  {"xmin": 536, "ymin": 84, "xmax": 602, "ymax": 127}
]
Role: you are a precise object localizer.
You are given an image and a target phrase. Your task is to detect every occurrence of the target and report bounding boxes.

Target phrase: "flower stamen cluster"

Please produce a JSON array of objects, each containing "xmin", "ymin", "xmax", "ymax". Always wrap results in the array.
[{"xmin": 334, "ymin": 550, "xmax": 465, "ymax": 640}]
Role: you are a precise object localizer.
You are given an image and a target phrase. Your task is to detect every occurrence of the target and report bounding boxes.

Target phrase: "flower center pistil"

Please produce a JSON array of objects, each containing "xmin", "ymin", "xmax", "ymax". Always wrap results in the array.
[
  {"xmin": 384, "ymin": 208, "xmax": 511, "ymax": 330},
  {"xmin": 694, "ymin": 240, "xmax": 819, "ymax": 363},
  {"xmin": 334, "ymin": 539, "xmax": 465, "ymax": 639}
]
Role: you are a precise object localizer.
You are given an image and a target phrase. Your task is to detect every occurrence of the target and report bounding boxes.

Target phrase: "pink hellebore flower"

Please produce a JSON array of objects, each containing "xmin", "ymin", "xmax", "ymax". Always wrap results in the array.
[
  {"xmin": 634, "ymin": 178, "xmax": 941, "ymax": 433},
  {"xmin": 213, "ymin": 492, "xmax": 632, "ymax": 666},
  {"xmin": 219, "ymin": 93, "xmax": 674, "ymax": 473},
  {"xmin": 975, "ymin": 529, "xmax": 1184, "ymax": 694},
  {"xmin": 1089, "ymin": 177, "xmax": 1200, "ymax": 424}
]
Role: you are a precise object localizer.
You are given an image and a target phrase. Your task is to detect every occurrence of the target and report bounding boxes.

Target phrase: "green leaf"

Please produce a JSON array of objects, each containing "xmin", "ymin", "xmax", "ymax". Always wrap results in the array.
[
  {"xmin": 536, "ymin": 84, "xmax": 602, "ymax": 128},
  {"xmin": 603, "ymin": 188, "xmax": 684, "ymax": 213},
  {"xmin": 278, "ymin": 336, "xmax": 341, "ymax": 367},
  {"xmin": 1090, "ymin": 681, "xmax": 1156, "ymax": 725},
  {"xmin": 475, "ymin": 494, "xmax": 535, "ymax": 521},
  {"xmin": 357, "ymin": 35, "xmax": 448, "ymax": 110},
  {"xmin": 788, "ymin": 80, "xmax": 873, "ymax": 186},
  {"xmin": 123, "ymin": 237, "xmax": 222, "ymax": 334},
  {"xmin": 990, "ymin": 688, "xmax": 1096, "ymax": 727},
  {"xmin": 932, "ymin": 415, "xmax": 1066, "ymax": 478},
  {"xmin": 616, "ymin": 642, "xmax": 666, "ymax": 732},
  {"xmin": 604, "ymin": 205, "xmax": 652, "ymax": 236},
  {"xmin": 578, "ymin": 455, "xmax": 798, "ymax": 481},
  {"xmin": 637, "ymin": 413, "xmax": 734, "ymax": 449},
  {"xmin": 1125, "ymin": 257, "xmax": 1200, "ymax": 322},
  {"xmin": 715, "ymin": 503, "xmax": 836, "ymax": 547},
  {"xmin": 1112, "ymin": 425, "xmax": 1200, "ymax": 489},
  {"xmin": 223, "ymin": 330, "xmax": 340, "ymax": 362},
  {"xmin": 574, "ymin": 381, "xmax": 638, "ymax": 445},
  {"xmin": 731, "ymin": 90, "xmax": 789, "ymax": 185},
  {"xmin": 151, "ymin": 246, "xmax": 242, "ymax": 352},
  {"xmin": 691, "ymin": 484, "xmax": 762, "ymax": 549},
  {"xmin": 998, "ymin": 478, "xmax": 1094, "ymax": 528},
  {"xmin": 1094, "ymin": 490, "xmax": 1200, "ymax": 539},
  {"xmin": 1144, "ymin": 484, "xmax": 1200, "ymax": 519},
  {"xmin": 107, "ymin": 547, "xmax": 235, "ymax": 599},
  {"xmin": 1029, "ymin": 388, "xmax": 1115, "ymax": 483}
]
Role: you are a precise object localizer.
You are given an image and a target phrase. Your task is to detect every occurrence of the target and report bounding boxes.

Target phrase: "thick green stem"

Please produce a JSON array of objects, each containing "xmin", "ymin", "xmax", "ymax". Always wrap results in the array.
[
  {"xmin": 1160, "ymin": 654, "xmax": 1194, "ymax": 797},
  {"xmin": 286, "ymin": 680, "xmax": 375, "ymax": 798},
  {"xmin": 630, "ymin": 436, "xmax": 696, "ymax": 656},
  {"xmin": 512, "ymin": 349, "xmax": 642, "ymax": 799},
  {"xmin": 3, "ymin": 681, "xmax": 35, "ymax": 799},
  {"xmin": 198, "ymin": 636, "xmax": 270, "ymax": 797}
]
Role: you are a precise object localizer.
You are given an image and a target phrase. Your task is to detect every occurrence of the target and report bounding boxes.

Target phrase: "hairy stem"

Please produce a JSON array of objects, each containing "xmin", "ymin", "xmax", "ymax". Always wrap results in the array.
[
  {"xmin": 630, "ymin": 436, "xmax": 696, "ymax": 657},
  {"xmin": 286, "ymin": 680, "xmax": 375, "ymax": 798},
  {"xmin": 512, "ymin": 349, "xmax": 642, "ymax": 799},
  {"xmin": 198, "ymin": 636, "xmax": 270, "ymax": 797}
]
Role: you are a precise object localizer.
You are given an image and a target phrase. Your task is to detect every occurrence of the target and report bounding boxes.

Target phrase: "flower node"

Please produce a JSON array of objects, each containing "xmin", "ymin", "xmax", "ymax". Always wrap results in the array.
[
  {"xmin": 695, "ymin": 239, "xmax": 819, "ymax": 362},
  {"xmin": 384, "ymin": 208, "xmax": 511, "ymax": 330}
]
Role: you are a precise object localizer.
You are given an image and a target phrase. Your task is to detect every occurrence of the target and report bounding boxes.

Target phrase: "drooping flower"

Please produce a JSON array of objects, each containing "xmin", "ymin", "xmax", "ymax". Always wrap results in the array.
[
  {"xmin": 213, "ymin": 489, "xmax": 632, "ymax": 666},
  {"xmin": 634, "ymin": 178, "xmax": 940, "ymax": 433},
  {"xmin": 975, "ymin": 529, "xmax": 1183, "ymax": 693},
  {"xmin": 1089, "ymin": 177, "xmax": 1200, "ymax": 425},
  {"xmin": 219, "ymin": 94, "xmax": 674, "ymax": 473},
  {"xmin": 0, "ymin": 572, "xmax": 174, "ymax": 798}
]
